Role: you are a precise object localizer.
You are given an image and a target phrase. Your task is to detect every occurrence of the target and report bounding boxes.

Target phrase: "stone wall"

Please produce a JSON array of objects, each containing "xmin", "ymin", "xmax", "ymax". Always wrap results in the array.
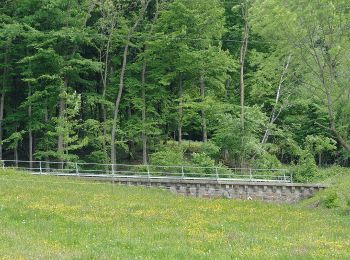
[{"xmin": 95, "ymin": 176, "xmax": 327, "ymax": 203}]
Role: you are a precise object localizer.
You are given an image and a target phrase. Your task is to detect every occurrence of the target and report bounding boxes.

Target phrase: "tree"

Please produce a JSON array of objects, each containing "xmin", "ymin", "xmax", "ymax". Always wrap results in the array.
[
  {"xmin": 110, "ymin": 0, "xmax": 151, "ymax": 166},
  {"xmin": 251, "ymin": 0, "xmax": 350, "ymax": 154},
  {"xmin": 305, "ymin": 135, "xmax": 337, "ymax": 166}
]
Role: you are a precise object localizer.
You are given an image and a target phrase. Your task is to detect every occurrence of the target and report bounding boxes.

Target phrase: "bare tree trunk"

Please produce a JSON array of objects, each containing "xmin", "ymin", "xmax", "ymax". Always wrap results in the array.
[
  {"xmin": 127, "ymin": 105, "xmax": 135, "ymax": 160},
  {"xmin": 57, "ymin": 78, "xmax": 67, "ymax": 168},
  {"xmin": 141, "ymin": 62, "xmax": 148, "ymax": 164},
  {"xmin": 239, "ymin": 13, "xmax": 249, "ymax": 168},
  {"xmin": 318, "ymin": 153, "xmax": 322, "ymax": 166},
  {"xmin": 101, "ymin": 53, "xmax": 110, "ymax": 165},
  {"xmin": 324, "ymin": 73, "xmax": 350, "ymax": 153},
  {"xmin": 200, "ymin": 75, "xmax": 207, "ymax": 143},
  {"xmin": 0, "ymin": 84, "xmax": 5, "ymax": 161},
  {"xmin": 100, "ymin": 52, "xmax": 109, "ymax": 165},
  {"xmin": 330, "ymin": 125, "xmax": 350, "ymax": 153},
  {"xmin": 101, "ymin": 105, "xmax": 108, "ymax": 163},
  {"xmin": 110, "ymin": 0, "xmax": 150, "ymax": 165},
  {"xmin": 308, "ymin": 37, "xmax": 350, "ymax": 154},
  {"xmin": 239, "ymin": 5, "xmax": 249, "ymax": 130},
  {"xmin": 99, "ymin": 16, "xmax": 116, "ymax": 165},
  {"xmin": 44, "ymin": 104, "xmax": 49, "ymax": 170},
  {"xmin": 28, "ymin": 84, "xmax": 33, "ymax": 168},
  {"xmin": 140, "ymin": 0, "xmax": 159, "ymax": 164},
  {"xmin": 14, "ymin": 145, "xmax": 18, "ymax": 167},
  {"xmin": 0, "ymin": 47, "xmax": 8, "ymax": 160},
  {"xmin": 261, "ymin": 54, "xmax": 292, "ymax": 144},
  {"xmin": 111, "ymin": 42, "xmax": 129, "ymax": 166},
  {"xmin": 178, "ymin": 74, "xmax": 183, "ymax": 144}
]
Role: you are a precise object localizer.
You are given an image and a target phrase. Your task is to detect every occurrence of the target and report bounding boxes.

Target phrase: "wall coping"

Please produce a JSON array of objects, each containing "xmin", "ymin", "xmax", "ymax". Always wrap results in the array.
[{"xmin": 81, "ymin": 175, "xmax": 328, "ymax": 189}]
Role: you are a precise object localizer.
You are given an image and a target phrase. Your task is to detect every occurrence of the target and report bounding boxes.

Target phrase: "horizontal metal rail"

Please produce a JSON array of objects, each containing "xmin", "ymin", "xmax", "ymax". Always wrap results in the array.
[{"xmin": 0, "ymin": 160, "xmax": 292, "ymax": 183}]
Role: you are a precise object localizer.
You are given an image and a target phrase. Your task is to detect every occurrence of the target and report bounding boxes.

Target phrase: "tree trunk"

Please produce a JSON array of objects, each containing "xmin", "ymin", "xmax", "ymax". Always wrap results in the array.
[
  {"xmin": 140, "ymin": 0, "xmax": 159, "ymax": 164},
  {"xmin": 127, "ymin": 105, "xmax": 135, "ymax": 160},
  {"xmin": 57, "ymin": 78, "xmax": 67, "ymax": 168},
  {"xmin": 239, "ymin": 4, "xmax": 249, "ymax": 130},
  {"xmin": 178, "ymin": 74, "xmax": 183, "ymax": 144},
  {"xmin": 110, "ymin": 0, "xmax": 150, "ymax": 166},
  {"xmin": 111, "ymin": 43, "xmax": 129, "ymax": 166},
  {"xmin": 100, "ymin": 19, "xmax": 115, "ymax": 165},
  {"xmin": 200, "ymin": 75, "xmax": 207, "ymax": 143},
  {"xmin": 331, "ymin": 127, "xmax": 350, "ymax": 153},
  {"xmin": 44, "ymin": 104, "xmax": 49, "ymax": 170},
  {"xmin": 28, "ymin": 84, "xmax": 33, "ymax": 168},
  {"xmin": 318, "ymin": 153, "xmax": 322, "ymax": 166},
  {"xmin": 261, "ymin": 54, "xmax": 292, "ymax": 144},
  {"xmin": 309, "ymin": 39, "xmax": 350, "ymax": 154},
  {"xmin": 141, "ymin": 61, "xmax": 148, "ymax": 164},
  {"xmin": 0, "ymin": 88, "xmax": 4, "ymax": 161},
  {"xmin": 14, "ymin": 145, "xmax": 18, "ymax": 167},
  {"xmin": 0, "ymin": 47, "xmax": 8, "ymax": 160}
]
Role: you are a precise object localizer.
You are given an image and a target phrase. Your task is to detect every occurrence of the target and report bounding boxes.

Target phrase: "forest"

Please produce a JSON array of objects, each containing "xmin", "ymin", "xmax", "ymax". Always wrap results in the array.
[{"xmin": 1, "ymin": 0, "xmax": 350, "ymax": 180}]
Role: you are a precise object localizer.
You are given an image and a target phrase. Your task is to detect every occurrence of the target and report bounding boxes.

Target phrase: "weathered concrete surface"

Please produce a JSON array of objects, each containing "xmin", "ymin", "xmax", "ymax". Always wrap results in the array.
[{"xmin": 83, "ymin": 176, "xmax": 327, "ymax": 203}]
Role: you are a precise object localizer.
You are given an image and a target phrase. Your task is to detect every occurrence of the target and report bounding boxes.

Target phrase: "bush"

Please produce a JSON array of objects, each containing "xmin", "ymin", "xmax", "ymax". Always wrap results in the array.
[
  {"xmin": 320, "ymin": 191, "xmax": 339, "ymax": 208},
  {"xmin": 192, "ymin": 153, "xmax": 215, "ymax": 167},
  {"xmin": 294, "ymin": 151, "xmax": 317, "ymax": 182},
  {"xmin": 191, "ymin": 153, "xmax": 216, "ymax": 176},
  {"xmin": 254, "ymin": 151, "xmax": 282, "ymax": 169},
  {"xmin": 201, "ymin": 142, "xmax": 220, "ymax": 158},
  {"xmin": 150, "ymin": 146, "xmax": 186, "ymax": 166}
]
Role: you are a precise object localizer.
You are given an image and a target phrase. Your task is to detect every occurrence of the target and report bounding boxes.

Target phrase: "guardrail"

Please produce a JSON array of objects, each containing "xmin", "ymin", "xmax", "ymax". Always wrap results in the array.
[{"xmin": 0, "ymin": 160, "xmax": 292, "ymax": 183}]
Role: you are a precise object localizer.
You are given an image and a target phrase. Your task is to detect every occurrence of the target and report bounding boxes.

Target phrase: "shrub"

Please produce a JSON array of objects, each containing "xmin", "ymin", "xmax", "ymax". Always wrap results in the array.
[
  {"xmin": 294, "ymin": 150, "xmax": 317, "ymax": 182},
  {"xmin": 254, "ymin": 151, "xmax": 282, "ymax": 169},
  {"xmin": 320, "ymin": 192, "xmax": 339, "ymax": 209},
  {"xmin": 201, "ymin": 142, "xmax": 220, "ymax": 158},
  {"xmin": 192, "ymin": 153, "xmax": 215, "ymax": 168},
  {"xmin": 150, "ymin": 146, "xmax": 186, "ymax": 166}
]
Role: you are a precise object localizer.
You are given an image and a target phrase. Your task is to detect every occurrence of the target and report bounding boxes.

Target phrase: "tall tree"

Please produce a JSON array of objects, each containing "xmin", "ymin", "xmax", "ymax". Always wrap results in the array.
[
  {"xmin": 252, "ymin": 0, "xmax": 350, "ymax": 154},
  {"xmin": 110, "ymin": 0, "xmax": 151, "ymax": 166}
]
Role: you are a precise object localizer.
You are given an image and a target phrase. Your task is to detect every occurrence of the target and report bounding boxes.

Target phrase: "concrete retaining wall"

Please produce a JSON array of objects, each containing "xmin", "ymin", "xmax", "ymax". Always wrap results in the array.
[{"xmin": 93, "ymin": 177, "xmax": 326, "ymax": 203}]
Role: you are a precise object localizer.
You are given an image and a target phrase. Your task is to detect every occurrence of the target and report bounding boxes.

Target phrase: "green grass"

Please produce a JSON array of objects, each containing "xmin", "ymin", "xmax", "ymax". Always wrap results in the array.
[
  {"xmin": 300, "ymin": 167, "xmax": 350, "ymax": 214},
  {"xmin": 0, "ymin": 170, "xmax": 349, "ymax": 259}
]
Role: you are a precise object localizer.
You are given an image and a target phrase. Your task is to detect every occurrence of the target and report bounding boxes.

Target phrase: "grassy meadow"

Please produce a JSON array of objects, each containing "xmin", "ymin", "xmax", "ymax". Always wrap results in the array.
[{"xmin": 0, "ymin": 169, "xmax": 349, "ymax": 259}]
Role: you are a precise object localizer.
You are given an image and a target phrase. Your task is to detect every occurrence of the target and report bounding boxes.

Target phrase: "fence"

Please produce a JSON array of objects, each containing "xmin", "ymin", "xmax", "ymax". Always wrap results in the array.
[{"xmin": 0, "ymin": 160, "xmax": 292, "ymax": 183}]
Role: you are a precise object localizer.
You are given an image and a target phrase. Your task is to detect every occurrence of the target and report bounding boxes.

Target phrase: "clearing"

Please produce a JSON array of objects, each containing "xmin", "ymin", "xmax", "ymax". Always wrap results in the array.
[{"xmin": 0, "ymin": 170, "xmax": 349, "ymax": 259}]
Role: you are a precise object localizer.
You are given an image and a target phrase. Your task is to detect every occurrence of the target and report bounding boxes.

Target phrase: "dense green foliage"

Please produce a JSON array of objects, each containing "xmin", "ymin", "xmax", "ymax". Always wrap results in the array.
[
  {"xmin": 0, "ymin": 170, "xmax": 349, "ymax": 258},
  {"xmin": 1, "ymin": 0, "xmax": 349, "ymax": 173}
]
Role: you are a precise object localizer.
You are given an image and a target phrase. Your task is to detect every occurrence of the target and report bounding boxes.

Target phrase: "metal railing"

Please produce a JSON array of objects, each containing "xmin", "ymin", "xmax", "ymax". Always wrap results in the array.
[{"xmin": 0, "ymin": 160, "xmax": 292, "ymax": 183}]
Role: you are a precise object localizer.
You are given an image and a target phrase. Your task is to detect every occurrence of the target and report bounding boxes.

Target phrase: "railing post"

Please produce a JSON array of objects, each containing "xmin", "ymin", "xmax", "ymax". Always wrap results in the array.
[
  {"xmin": 181, "ymin": 166, "xmax": 184, "ymax": 178},
  {"xmin": 215, "ymin": 167, "xmax": 219, "ymax": 180},
  {"xmin": 1, "ymin": 160, "xmax": 4, "ymax": 170},
  {"xmin": 249, "ymin": 168, "xmax": 252, "ymax": 181},
  {"xmin": 290, "ymin": 172, "xmax": 293, "ymax": 183},
  {"xmin": 39, "ymin": 161, "xmax": 42, "ymax": 175}
]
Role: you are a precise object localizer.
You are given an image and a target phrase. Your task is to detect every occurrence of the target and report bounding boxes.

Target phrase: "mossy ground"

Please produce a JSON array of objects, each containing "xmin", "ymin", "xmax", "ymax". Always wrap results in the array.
[{"xmin": 0, "ymin": 169, "xmax": 349, "ymax": 259}]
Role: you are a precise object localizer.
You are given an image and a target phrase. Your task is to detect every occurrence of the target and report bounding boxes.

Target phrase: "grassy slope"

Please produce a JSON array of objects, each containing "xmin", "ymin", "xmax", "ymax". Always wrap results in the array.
[
  {"xmin": 300, "ymin": 167, "xmax": 350, "ymax": 213},
  {"xmin": 0, "ymin": 170, "xmax": 349, "ymax": 259}
]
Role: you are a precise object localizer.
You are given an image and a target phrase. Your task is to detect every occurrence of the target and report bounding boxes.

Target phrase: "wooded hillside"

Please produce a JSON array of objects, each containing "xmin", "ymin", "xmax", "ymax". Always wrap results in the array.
[{"xmin": 1, "ymin": 0, "xmax": 349, "ymax": 173}]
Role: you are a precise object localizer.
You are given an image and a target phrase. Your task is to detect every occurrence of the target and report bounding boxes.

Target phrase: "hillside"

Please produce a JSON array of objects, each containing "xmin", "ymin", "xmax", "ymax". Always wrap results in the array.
[
  {"xmin": 300, "ymin": 167, "xmax": 350, "ymax": 214},
  {"xmin": 0, "ymin": 170, "xmax": 349, "ymax": 258},
  {"xmin": 1, "ymin": 0, "xmax": 350, "ymax": 173}
]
